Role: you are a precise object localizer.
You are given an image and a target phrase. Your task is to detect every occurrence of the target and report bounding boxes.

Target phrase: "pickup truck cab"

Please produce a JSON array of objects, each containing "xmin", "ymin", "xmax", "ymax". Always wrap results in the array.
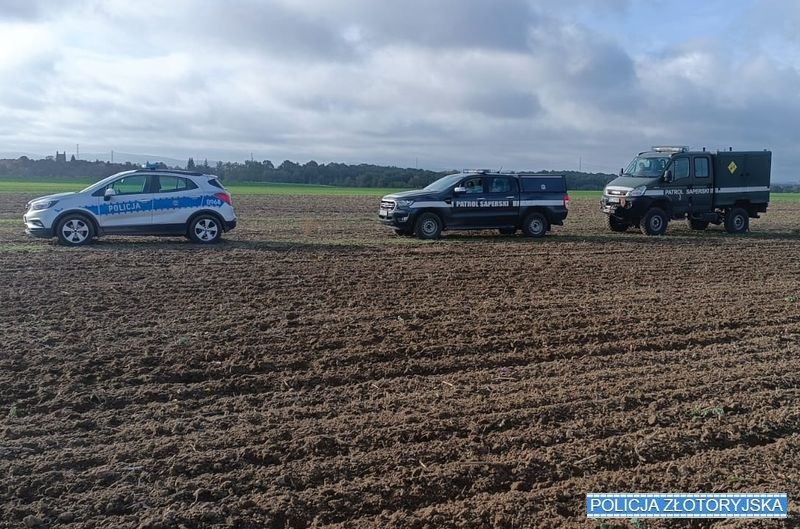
[{"xmin": 379, "ymin": 170, "xmax": 569, "ymax": 239}]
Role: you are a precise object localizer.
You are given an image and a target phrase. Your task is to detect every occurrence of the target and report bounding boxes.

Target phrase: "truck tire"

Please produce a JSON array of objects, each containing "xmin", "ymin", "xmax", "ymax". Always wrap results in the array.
[
  {"xmin": 688, "ymin": 219, "xmax": 709, "ymax": 231},
  {"xmin": 640, "ymin": 208, "xmax": 668, "ymax": 236},
  {"xmin": 499, "ymin": 227, "xmax": 516, "ymax": 235},
  {"xmin": 522, "ymin": 212, "xmax": 549, "ymax": 238},
  {"xmin": 608, "ymin": 216, "xmax": 630, "ymax": 232},
  {"xmin": 56, "ymin": 214, "xmax": 94, "ymax": 246},
  {"xmin": 414, "ymin": 212, "xmax": 442, "ymax": 240},
  {"xmin": 724, "ymin": 208, "xmax": 749, "ymax": 234}
]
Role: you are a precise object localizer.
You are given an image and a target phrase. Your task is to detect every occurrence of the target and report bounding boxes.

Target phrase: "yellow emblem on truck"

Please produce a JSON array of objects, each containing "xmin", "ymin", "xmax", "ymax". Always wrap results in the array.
[{"xmin": 728, "ymin": 161, "xmax": 738, "ymax": 174}]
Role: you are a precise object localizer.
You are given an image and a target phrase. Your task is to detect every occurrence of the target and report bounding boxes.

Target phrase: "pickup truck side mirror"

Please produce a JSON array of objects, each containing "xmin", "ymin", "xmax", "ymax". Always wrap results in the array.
[
  {"xmin": 453, "ymin": 186, "xmax": 466, "ymax": 194},
  {"xmin": 663, "ymin": 170, "xmax": 672, "ymax": 182},
  {"xmin": 104, "ymin": 187, "xmax": 116, "ymax": 201}
]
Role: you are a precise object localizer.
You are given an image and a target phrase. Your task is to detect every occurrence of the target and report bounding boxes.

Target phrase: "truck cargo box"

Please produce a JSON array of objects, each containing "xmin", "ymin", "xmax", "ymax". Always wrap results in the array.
[{"xmin": 713, "ymin": 151, "xmax": 771, "ymax": 208}]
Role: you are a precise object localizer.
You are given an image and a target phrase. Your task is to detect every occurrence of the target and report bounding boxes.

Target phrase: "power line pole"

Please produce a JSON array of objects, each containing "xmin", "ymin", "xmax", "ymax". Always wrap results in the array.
[{"xmin": 76, "ymin": 144, "xmax": 80, "ymax": 160}]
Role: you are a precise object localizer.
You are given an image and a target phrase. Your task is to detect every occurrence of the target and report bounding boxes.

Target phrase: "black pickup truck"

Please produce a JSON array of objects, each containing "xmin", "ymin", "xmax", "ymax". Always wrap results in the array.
[{"xmin": 378, "ymin": 170, "xmax": 569, "ymax": 239}]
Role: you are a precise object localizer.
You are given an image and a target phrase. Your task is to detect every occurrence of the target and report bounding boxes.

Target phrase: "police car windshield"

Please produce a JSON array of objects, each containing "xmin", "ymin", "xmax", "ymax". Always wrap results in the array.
[
  {"xmin": 80, "ymin": 172, "xmax": 134, "ymax": 193},
  {"xmin": 423, "ymin": 174, "xmax": 466, "ymax": 192},
  {"xmin": 624, "ymin": 156, "xmax": 669, "ymax": 178}
]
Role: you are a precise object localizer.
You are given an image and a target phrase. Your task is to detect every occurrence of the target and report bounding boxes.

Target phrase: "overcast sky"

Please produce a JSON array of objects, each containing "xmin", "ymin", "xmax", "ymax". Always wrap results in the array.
[{"xmin": 0, "ymin": 0, "xmax": 798, "ymax": 179}]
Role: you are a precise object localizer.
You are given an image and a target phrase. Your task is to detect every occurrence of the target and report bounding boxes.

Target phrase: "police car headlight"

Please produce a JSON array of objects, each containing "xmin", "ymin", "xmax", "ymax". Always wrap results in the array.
[
  {"xmin": 395, "ymin": 199, "xmax": 414, "ymax": 207},
  {"xmin": 29, "ymin": 200, "xmax": 58, "ymax": 211},
  {"xmin": 628, "ymin": 186, "xmax": 647, "ymax": 197}
]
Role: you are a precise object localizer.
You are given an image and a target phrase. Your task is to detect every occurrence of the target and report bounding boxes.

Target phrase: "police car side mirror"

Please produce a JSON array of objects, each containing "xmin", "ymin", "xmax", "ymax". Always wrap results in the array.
[
  {"xmin": 663, "ymin": 170, "xmax": 672, "ymax": 182},
  {"xmin": 453, "ymin": 186, "xmax": 466, "ymax": 194},
  {"xmin": 104, "ymin": 188, "xmax": 116, "ymax": 201},
  {"xmin": 619, "ymin": 168, "xmax": 623, "ymax": 176}
]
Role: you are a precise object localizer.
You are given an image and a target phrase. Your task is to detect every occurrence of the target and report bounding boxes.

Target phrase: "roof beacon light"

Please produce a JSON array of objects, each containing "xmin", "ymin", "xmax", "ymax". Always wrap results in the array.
[{"xmin": 651, "ymin": 146, "xmax": 689, "ymax": 153}]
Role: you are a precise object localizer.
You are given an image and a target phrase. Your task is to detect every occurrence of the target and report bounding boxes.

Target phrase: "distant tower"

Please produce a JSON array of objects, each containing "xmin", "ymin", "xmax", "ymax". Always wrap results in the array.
[{"xmin": 55, "ymin": 151, "xmax": 67, "ymax": 163}]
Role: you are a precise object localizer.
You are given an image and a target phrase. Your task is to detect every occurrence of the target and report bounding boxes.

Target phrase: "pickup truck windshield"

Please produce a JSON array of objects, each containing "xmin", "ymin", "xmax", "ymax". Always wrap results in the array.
[
  {"xmin": 423, "ymin": 174, "xmax": 463, "ymax": 192},
  {"xmin": 624, "ymin": 156, "xmax": 669, "ymax": 177}
]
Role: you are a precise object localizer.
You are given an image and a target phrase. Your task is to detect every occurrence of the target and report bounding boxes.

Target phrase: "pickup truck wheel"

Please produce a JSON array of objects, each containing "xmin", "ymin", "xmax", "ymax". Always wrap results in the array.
[
  {"xmin": 640, "ymin": 208, "xmax": 668, "ymax": 236},
  {"xmin": 522, "ymin": 212, "xmax": 548, "ymax": 238},
  {"xmin": 724, "ymin": 208, "xmax": 749, "ymax": 234},
  {"xmin": 499, "ymin": 227, "xmax": 516, "ymax": 235},
  {"xmin": 56, "ymin": 214, "xmax": 94, "ymax": 246},
  {"xmin": 608, "ymin": 216, "xmax": 630, "ymax": 232},
  {"xmin": 688, "ymin": 219, "xmax": 709, "ymax": 231},
  {"xmin": 414, "ymin": 213, "xmax": 442, "ymax": 240}
]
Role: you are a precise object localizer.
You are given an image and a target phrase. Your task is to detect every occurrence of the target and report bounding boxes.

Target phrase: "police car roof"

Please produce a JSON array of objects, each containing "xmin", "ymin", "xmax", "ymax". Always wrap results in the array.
[{"xmin": 132, "ymin": 168, "xmax": 208, "ymax": 177}]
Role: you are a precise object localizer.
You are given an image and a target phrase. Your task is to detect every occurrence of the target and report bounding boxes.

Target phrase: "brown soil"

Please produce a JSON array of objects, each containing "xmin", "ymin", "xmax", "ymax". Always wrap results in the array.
[{"xmin": 0, "ymin": 193, "xmax": 798, "ymax": 528}]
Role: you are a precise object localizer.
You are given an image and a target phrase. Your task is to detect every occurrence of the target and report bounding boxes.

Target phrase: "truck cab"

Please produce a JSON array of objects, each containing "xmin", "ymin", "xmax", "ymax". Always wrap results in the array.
[
  {"xmin": 601, "ymin": 147, "xmax": 771, "ymax": 235},
  {"xmin": 379, "ymin": 170, "xmax": 569, "ymax": 239}
]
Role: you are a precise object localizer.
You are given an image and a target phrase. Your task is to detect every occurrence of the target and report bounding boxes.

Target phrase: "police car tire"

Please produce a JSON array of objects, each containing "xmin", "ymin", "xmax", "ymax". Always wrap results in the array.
[
  {"xmin": 522, "ymin": 212, "xmax": 548, "ymax": 238},
  {"xmin": 608, "ymin": 216, "xmax": 630, "ymax": 232},
  {"xmin": 688, "ymin": 219, "xmax": 709, "ymax": 231},
  {"xmin": 56, "ymin": 214, "xmax": 94, "ymax": 246},
  {"xmin": 499, "ymin": 227, "xmax": 516, "ymax": 235},
  {"xmin": 724, "ymin": 208, "xmax": 749, "ymax": 234},
  {"xmin": 640, "ymin": 208, "xmax": 668, "ymax": 236},
  {"xmin": 414, "ymin": 213, "xmax": 442, "ymax": 240},
  {"xmin": 188, "ymin": 214, "xmax": 223, "ymax": 244}
]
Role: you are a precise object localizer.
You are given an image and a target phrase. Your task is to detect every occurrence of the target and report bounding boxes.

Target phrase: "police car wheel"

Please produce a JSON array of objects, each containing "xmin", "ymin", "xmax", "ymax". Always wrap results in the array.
[
  {"xmin": 640, "ymin": 208, "xmax": 668, "ymax": 236},
  {"xmin": 608, "ymin": 216, "xmax": 630, "ymax": 232},
  {"xmin": 414, "ymin": 213, "xmax": 442, "ymax": 240},
  {"xmin": 56, "ymin": 215, "xmax": 94, "ymax": 246},
  {"xmin": 688, "ymin": 219, "xmax": 709, "ymax": 231},
  {"xmin": 522, "ymin": 212, "xmax": 548, "ymax": 238},
  {"xmin": 189, "ymin": 215, "xmax": 222, "ymax": 243},
  {"xmin": 499, "ymin": 227, "xmax": 516, "ymax": 235},
  {"xmin": 724, "ymin": 208, "xmax": 749, "ymax": 234}
]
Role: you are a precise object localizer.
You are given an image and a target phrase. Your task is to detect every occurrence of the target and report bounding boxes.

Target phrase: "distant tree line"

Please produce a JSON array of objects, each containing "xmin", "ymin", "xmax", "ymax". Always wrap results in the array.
[{"xmin": 0, "ymin": 155, "xmax": 623, "ymax": 190}]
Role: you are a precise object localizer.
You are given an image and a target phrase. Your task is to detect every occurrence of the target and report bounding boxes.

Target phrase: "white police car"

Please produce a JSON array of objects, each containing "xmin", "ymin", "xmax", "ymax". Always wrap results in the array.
[{"xmin": 23, "ymin": 168, "xmax": 237, "ymax": 246}]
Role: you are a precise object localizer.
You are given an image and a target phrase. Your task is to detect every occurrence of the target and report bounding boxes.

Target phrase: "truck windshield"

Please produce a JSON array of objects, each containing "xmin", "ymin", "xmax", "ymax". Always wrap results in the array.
[
  {"xmin": 423, "ymin": 174, "xmax": 463, "ymax": 192},
  {"xmin": 624, "ymin": 156, "xmax": 669, "ymax": 177}
]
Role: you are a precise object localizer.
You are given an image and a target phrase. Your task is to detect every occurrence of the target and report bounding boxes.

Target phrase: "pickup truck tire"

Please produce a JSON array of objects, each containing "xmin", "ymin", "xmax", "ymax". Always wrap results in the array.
[
  {"xmin": 688, "ymin": 219, "xmax": 709, "ymax": 231},
  {"xmin": 415, "ymin": 212, "xmax": 442, "ymax": 240},
  {"xmin": 499, "ymin": 227, "xmax": 516, "ymax": 235},
  {"xmin": 608, "ymin": 216, "xmax": 630, "ymax": 232},
  {"xmin": 724, "ymin": 208, "xmax": 749, "ymax": 234},
  {"xmin": 522, "ymin": 212, "xmax": 548, "ymax": 238},
  {"xmin": 640, "ymin": 208, "xmax": 668, "ymax": 236}
]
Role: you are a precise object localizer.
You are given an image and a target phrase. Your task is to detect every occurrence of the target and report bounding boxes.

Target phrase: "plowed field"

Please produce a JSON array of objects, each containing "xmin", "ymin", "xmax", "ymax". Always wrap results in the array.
[{"xmin": 1, "ymin": 193, "xmax": 799, "ymax": 529}]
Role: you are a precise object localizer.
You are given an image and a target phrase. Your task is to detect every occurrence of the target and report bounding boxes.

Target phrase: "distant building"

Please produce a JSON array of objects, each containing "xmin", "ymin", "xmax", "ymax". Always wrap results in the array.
[{"xmin": 55, "ymin": 151, "xmax": 67, "ymax": 163}]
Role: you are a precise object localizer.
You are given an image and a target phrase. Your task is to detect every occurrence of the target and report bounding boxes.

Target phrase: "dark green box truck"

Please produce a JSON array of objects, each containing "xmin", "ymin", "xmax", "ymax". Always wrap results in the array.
[{"xmin": 600, "ymin": 147, "xmax": 771, "ymax": 235}]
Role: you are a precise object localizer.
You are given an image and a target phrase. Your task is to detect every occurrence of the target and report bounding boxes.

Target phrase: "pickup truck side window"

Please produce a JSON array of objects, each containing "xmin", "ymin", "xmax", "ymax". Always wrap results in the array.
[
  {"xmin": 672, "ymin": 158, "xmax": 690, "ymax": 180},
  {"xmin": 489, "ymin": 177, "xmax": 515, "ymax": 193},
  {"xmin": 694, "ymin": 157, "xmax": 710, "ymax": 178},
  {"xmin": 462, "ymin": 177, "xmax": 484, "ymax": 194}
]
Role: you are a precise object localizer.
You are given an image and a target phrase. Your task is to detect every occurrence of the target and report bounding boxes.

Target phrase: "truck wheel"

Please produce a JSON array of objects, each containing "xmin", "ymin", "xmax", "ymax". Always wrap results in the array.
[
  {"xmin": 688, "ymin": 219, "xmax": 709, "ymax": 231},
  {"xmin": 393, "ymin": 228, "xmax": 412, "ymax": 236},
  {"xmin": 56, "ymin": 214, "xmax": 94, "ymax": 246},
  {"xmin": 522, "ymin": 212, "xmax": 549, "ymax": 238},
  {"xmin": 640, "ymin": 208, "xmax": 668, "ymax": 236},
  {"xmin": 608, "ymin": 216, "xmax": 630, "ymax": 232},
  {"xmin": 499, "ymin": 227, "xmax": 516, "ymax": 235},
  {"xmin": 414, "ymin": 213, "xmax": 442, "ymax": 240},
  {"xmin": 724, "ymin": 208, "xmax": 749, "ymax": 234}
]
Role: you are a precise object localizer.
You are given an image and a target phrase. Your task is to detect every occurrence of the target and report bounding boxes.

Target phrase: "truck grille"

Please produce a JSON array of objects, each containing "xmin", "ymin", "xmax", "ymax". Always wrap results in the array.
[
  {"xmin": 607, "ymin": 189, "xmax": 627, "ymax": 196},
  {"xmin": 380, "ymin": 200, "xmax": 396, "ymax": 211}
]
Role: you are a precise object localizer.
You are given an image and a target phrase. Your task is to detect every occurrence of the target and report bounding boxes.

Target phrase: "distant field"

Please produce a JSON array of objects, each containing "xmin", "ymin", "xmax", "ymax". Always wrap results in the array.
[{"xmin": 0, "ymin": 179, "xmax": 798, "ymax": 201}]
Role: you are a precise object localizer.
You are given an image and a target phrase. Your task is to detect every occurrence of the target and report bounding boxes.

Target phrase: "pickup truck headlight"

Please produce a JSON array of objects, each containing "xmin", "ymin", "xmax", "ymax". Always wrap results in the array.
[
  {"xmin": 28, "ymin": 200, "xmax": 58, "ymax": 211},
  {"xmin": 395, "ymin": 199, "xmax": 414, "ymax": 207},
  {"xmin": 628, "ymin": 186, "xmax": 647, "ymax": 197}
]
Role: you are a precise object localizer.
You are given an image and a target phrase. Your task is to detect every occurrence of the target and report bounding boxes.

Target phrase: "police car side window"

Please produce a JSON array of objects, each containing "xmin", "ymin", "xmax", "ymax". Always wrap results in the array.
[
  {"xmin": 110, "ymin": 175, "xmax": 148, "ymax": 195},
  {"xmin": 673, "ymin": 158, "xmax": 690, "ymax": 180},
  {"xmin": 156, "ymin": 176, "xmax": 198, "ymax": 193}
]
